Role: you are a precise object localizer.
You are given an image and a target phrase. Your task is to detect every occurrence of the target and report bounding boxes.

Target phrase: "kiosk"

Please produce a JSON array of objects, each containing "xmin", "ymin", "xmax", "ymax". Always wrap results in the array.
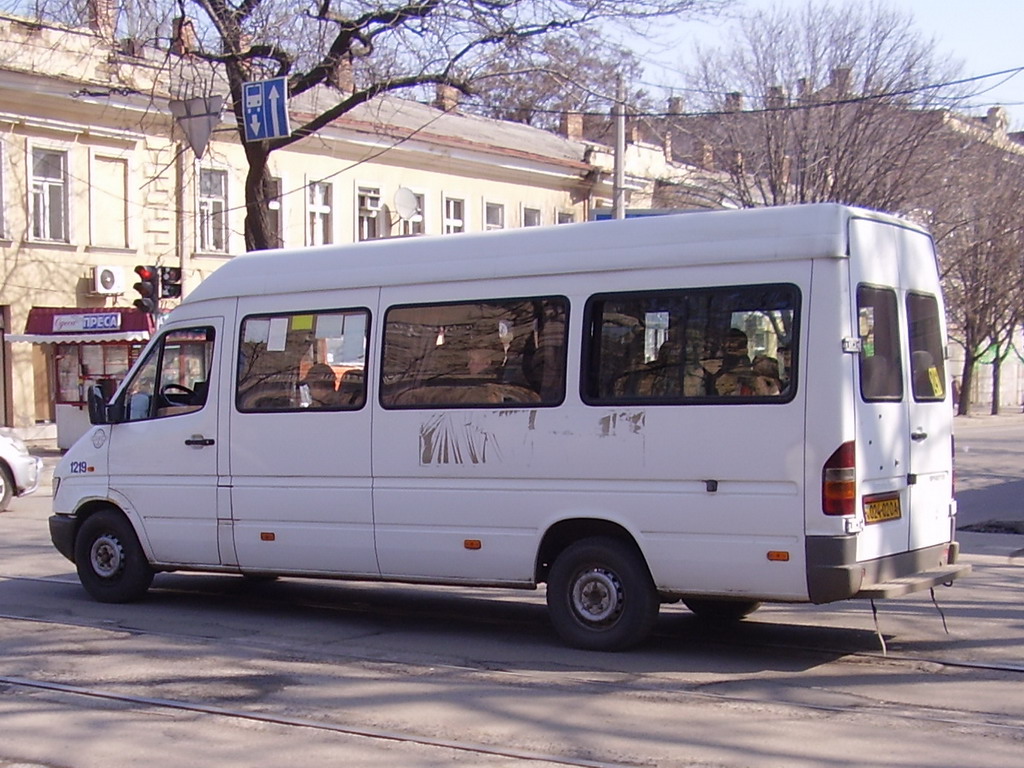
[{"xmin": 9, "ymin": 307, "xmax": 152, "ymax": 448}]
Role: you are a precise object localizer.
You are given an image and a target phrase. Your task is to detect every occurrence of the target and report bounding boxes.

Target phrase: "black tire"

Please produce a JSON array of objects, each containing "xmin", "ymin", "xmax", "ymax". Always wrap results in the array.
[
  {"xmin": 683, "ymin": 598, "xmax": 761, "ymax": 623},
  {"xmin": 0, "ymin": 465, "xmax": 13, "ymax": 512},
  {"xmin": 546, "ymin": 536, "xmax": 659, "ymax": 651},
  {"xmin": 74, "ymin": 509, "xmax": 154, "ymax": 603}
]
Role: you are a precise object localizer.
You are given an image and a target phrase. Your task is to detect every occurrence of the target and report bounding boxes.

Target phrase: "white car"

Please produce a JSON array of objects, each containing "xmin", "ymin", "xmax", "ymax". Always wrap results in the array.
[{"xmin": 0, "ymin": 429, "xmax": 43, "ymax": 511}]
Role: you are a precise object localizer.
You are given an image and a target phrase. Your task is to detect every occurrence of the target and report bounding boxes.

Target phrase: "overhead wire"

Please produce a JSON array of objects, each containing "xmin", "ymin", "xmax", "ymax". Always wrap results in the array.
[{"xmin": 461, "ymin": 64, "xmax": 1024, "ymax": 118}]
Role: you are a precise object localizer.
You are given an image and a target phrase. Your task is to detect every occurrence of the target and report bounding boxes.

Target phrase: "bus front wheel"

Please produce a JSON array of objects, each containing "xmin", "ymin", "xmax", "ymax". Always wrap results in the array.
[
  {"xmin": 546, "ymin": 536, "xmax": 659, "ymax": 651},
  {"xmin": 74, "ymin": 509, "xmax": 154, "ymax": 603}
]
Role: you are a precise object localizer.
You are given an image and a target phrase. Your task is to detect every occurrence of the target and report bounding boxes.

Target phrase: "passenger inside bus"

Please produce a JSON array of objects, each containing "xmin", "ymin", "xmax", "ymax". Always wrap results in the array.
[
  {"xmin": 702, "ymin": 329, "xmax": 753, "ymax": 396},
  {"xmin": 751, "ymin": 356, "xmax": 782, "ymax": 396},
  {"xmin": 300, "ymin": 363, "xmax": 340, "ymax": 408}
]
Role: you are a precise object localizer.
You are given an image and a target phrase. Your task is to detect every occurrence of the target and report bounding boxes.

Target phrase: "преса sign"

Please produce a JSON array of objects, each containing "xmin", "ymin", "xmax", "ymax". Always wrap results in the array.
[{"xmin": 52, "ymin": 313, "xmax": 123, "ymax": 333}]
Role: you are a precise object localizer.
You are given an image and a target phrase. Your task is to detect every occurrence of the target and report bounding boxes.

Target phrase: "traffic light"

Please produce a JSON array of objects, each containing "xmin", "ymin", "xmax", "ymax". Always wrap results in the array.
[
  {"xmin": 132, "ymin": 265, "xmax": 159, "ymax": 314},
  {"xmin": 159, "ymin": 267, "xmax": 182, "ymax": 299}
]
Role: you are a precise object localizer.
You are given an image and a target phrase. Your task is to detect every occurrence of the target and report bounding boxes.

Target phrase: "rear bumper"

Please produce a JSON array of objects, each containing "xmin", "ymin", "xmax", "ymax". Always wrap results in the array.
[{"xmin": 806, "ymin": 536, "xmax": 968, "ymax": 604}]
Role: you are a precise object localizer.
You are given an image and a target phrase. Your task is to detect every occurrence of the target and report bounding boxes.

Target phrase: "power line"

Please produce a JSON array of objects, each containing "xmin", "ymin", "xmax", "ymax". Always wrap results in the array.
[{"xmin": 462, "ymin": 65, "xmax": 1024, "ymax": 119}]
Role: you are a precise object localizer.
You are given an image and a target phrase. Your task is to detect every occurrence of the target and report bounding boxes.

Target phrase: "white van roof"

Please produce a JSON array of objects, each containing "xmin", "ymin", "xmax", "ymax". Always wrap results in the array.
[{"xmin": 184, "ymin": 203, "xmax": 924, "ymax": 304}]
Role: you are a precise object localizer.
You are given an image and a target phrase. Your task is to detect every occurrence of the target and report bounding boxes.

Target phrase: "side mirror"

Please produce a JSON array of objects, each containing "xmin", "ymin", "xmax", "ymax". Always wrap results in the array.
[{"xmin": 87, "ymin": 385, "xmax": 111, "ymax": 425}]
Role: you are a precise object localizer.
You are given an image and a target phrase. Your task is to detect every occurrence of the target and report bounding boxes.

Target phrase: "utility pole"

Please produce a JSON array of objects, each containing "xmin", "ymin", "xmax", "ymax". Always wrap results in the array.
[{"xmin": 613, "ymin": 76, "xmax": 626, "ymax": 220}]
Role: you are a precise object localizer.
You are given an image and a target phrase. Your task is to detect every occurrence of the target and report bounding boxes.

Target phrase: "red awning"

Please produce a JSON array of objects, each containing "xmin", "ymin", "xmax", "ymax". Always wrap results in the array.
[{"xmin": 6, "ymin": 306, "xmax": 154, "ymax": 344}]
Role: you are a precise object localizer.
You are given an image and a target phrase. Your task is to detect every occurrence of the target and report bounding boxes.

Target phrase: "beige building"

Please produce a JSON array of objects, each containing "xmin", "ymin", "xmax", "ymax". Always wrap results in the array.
[{"xmin": 0, "ymin": 12, "xmax": 700, "ymax": 443}]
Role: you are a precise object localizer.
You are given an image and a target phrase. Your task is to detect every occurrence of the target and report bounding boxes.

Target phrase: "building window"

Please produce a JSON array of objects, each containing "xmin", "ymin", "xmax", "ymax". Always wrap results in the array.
[
  {"xmin": 557, "ymin": 211, "xmax": 576, "ymax": 225},
  {"xmin": 308, "ymin": 181, "xmax": 332, "ymax": 246},
  {"xmin": 523, "ymin": 207, "xmax": 542, "ymax": 227},
  {"xmin": 358, "ymin": 186, "xmax": 383, "ymax": 241},
  {"xmin": 266, "ymin": 176, "xmax": 283, "ymax": 248},
  {"xmin": 0, "ymin": 141, "xmax": 6, "ymax": 238},
  {"xmin": 30, "ymin": 147, "xmax": 69, "ymax": 241},
  {"xmin": 485, "ymin": 202, "xmax": 504, "ymax": 231},
  {"xmin": 198, "ymin": 168, "xmax": 228, "ymax": 252},
  {"xmin": 444, "ymin": 197, "xmax": 465, "ymax": 234},
  {"xmin": 399, "ymin": 192, "xmax": 425, "ymax": 236},
  {"xmin": 91, "ymin": 155, "xmax": 129, "ymax": 248}
]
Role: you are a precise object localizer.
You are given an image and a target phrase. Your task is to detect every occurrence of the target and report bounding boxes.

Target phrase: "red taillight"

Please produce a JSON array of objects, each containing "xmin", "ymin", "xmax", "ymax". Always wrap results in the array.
[{"xmin": 822, "ymin": 441, "xmax": 856, "ymax": 516}]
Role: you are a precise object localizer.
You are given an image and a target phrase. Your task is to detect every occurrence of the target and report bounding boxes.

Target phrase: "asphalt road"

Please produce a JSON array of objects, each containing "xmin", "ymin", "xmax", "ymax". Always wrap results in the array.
[
  {"xmin": 0, "ymin": 418, "xmax": 1021, "ymax": 768},
  {"xmin": 951, "ymin": 413, "xmax": 1024, "ymax": 535}
]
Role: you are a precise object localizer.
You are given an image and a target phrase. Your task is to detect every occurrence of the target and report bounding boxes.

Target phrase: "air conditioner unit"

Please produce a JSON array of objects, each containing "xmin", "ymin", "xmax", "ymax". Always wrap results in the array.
[
  {"xmin": 360, "ymin": 195, "xmax": 382, "ymax": 216},
  {"xmin": 91, "ymin": 265, "xmax": 126, "ymax": 295}
]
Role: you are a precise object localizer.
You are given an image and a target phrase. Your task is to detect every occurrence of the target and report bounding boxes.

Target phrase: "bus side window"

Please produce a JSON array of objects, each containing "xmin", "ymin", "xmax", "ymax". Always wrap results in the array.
[
  {"xmin": 236, "ymin": 309, "xmax": 369, "ymax": 412},
  {"xmin": 583, "ymin": 284, "xmax": 799, "ymax": 405},
  {"xmin": 380, "ymin": 296, "xmax": 568, "ymax": 409},
  {"xmin": 124, "ymin": 353, "xmax": 159, "ymax": 421},
  {"xmin": 121, "ymin": 327, "xmax": 216, "ymax": 421}
]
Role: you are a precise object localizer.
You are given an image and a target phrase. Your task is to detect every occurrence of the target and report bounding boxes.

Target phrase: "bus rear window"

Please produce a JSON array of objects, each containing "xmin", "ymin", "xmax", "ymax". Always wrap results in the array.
[
  {"xmin": 907, "ymin": 292, "xmax": 946, "ymax": 401},
  {"xmin": 857, "ymin": 285, "xmax": 903, "ymax": 402}
]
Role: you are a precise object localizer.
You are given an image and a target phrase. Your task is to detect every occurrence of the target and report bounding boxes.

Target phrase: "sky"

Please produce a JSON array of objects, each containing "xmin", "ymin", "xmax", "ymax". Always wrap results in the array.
[{"xmin": 627, "ymin": 0, "xmax": 1024, "ymax": 127}]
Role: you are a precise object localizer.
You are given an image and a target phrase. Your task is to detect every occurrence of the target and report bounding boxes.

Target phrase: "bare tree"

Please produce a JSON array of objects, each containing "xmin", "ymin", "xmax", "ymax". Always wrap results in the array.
[
  {"xmin": 5, "ymin": 0, "xmax": 729, "ymax": 251},
  {"xmin": 666, "ymin": 1, "xmax": 967, "ymax": 210},
  {"xmin": 930, "ymin": 144, "xmax": 1024, "ymax": 415},
  {"xmin": 464, "ymin": 27, "xmax": 652, "ymax": 132}
]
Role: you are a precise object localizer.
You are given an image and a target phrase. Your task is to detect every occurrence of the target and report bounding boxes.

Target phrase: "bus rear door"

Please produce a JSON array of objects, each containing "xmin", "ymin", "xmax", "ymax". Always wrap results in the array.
[
  {"xmin": 849, "ymin": 219, "xmax": 914, "ymax": 560},
  {"xmin": 897, "ymin": 226, "xmax": 955, "ymax": 551}
]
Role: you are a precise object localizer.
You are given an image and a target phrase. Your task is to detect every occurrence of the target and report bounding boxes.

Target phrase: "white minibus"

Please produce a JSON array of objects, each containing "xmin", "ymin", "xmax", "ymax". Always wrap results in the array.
[{"xmin": 50, "ymin": 203, "xmax": 969, "ymax": 650}]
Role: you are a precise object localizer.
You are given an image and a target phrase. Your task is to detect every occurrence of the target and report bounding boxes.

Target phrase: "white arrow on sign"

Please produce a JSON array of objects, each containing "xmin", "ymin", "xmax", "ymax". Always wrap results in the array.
[{"xmin": 268, "ymin": 82, "xmax": 282, "ymax": 138}]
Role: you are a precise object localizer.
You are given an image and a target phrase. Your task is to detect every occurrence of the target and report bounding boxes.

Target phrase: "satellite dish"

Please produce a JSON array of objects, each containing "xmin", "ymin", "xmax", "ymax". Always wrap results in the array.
[{"xmin": 394, "ymin": 187, "xmax": 419, "ymax": 221}]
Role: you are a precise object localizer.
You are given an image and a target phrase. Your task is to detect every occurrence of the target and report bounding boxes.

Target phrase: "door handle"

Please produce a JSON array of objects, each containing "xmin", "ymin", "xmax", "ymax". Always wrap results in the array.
[
  {"xmin": 185, "ymin": 435, "xmax": 215, "ymax": 447},
  {"xmin": 910, "ymin": 429, "xmax": 928, "ymax": 442}
]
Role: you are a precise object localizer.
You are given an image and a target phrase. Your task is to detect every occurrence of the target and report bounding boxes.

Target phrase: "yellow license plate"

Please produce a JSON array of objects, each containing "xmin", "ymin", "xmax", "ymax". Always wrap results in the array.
[{"xmin": 864, "ymin": 496, "xmax": 902, "ymax": 524}]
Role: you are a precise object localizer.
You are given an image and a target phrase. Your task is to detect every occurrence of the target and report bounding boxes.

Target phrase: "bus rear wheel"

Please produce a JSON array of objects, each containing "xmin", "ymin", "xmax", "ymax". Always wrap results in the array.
[
  {"xmin": 546, "ymin": 536, "xmax": 659, "ymax": 651},
  {"xmin": 74, "ymin": 509, "xmax": 154, "ymax": 603}
]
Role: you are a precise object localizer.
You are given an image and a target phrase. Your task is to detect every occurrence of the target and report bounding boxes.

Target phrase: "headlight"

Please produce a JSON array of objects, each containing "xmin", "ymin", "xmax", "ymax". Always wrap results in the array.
[{"xmin": 52, "ymin": 475, "xmax": 61, "ymax": 496}]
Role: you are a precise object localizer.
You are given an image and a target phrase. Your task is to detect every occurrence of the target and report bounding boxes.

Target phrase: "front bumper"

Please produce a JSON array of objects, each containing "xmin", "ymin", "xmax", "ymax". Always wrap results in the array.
[
  {"xmin": 49, "ymin": 514, "xmax": 78, "ymax": 564},
  {"xmin": 14, "ymin": 456, "xmax": 43, "ymax": 497}
]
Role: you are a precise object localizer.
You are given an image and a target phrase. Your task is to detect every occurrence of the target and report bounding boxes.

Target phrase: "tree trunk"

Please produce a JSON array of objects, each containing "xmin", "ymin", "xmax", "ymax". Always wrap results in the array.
[
  {"xmin": 958, "ymin": 352, "xmax": 976, "ymax": 416},
  {"xmin": 243, "ymin": 143, "xmax": 277, "ymax": 252},
  {"xmin": 990, "ymin": 355, "xmax": 1001, "ymax": 415}
]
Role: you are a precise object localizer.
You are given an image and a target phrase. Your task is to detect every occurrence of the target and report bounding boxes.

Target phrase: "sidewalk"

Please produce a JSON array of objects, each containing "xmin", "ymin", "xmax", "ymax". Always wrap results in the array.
[{"xmin": 953, "ymin": 409, "xmax": 1024, "ymax": 430}]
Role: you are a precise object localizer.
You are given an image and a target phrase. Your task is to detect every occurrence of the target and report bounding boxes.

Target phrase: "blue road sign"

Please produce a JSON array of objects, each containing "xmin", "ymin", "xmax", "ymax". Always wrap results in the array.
[{"xmin": 242, "ymin": 77, "xmax": 291, "ymax": 142}]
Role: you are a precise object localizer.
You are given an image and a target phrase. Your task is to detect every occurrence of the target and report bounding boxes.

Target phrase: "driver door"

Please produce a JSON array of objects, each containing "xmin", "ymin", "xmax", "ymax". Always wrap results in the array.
[{"xmin": 107, "ymin": 320, "xmax": 224, "ymax": 565}]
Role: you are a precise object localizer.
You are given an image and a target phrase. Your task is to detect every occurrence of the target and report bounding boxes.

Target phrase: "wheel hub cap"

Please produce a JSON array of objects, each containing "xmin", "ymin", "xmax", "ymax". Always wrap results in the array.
[
  {"xmin": 90, "ymin": 534, "xmax": 124, "ymax": 579},
  {"xmin": 572, "ymin": 568, "xmax": 622, "ymax": 623}
]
